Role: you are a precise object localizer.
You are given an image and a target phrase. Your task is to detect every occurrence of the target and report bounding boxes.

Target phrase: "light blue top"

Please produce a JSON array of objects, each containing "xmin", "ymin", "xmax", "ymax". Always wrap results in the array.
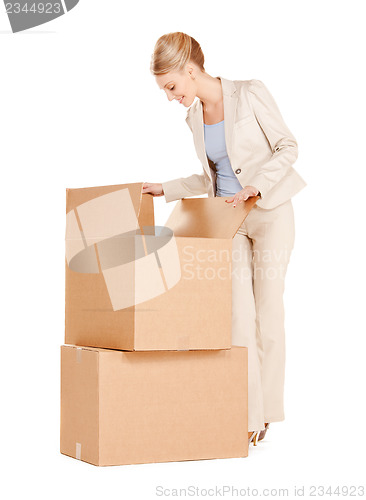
[{"xmin": 203, "ymin": 120, "xmax": 243, "ymax": 197}]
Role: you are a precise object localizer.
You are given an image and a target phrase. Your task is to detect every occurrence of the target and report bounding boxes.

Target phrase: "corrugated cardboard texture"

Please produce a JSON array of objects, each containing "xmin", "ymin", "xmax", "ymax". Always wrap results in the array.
[{"xmin": 60, "ymin": 345, "xmax": 248, "ymax": 466}]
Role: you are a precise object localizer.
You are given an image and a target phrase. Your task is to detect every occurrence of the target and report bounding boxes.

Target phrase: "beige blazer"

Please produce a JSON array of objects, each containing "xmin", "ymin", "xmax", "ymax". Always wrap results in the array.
[{"xmin": 162, "ymin": 76, "xmax": 306, "ymax": 210}]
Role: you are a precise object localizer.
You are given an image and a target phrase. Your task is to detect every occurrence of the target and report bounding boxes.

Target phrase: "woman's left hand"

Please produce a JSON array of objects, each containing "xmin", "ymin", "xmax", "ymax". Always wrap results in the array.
[{"xmin": 225, "ymin": 186, "xmax": 260, "ymax": 208}]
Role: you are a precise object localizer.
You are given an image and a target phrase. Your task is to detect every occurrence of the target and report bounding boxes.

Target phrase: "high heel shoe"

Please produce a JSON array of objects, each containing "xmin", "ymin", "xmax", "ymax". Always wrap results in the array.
[
  {"xmin": 258, "ymin": 422, "xmax": 270, "ymax": 442},
  {"xmin": 248, "ymin": 431, "xmax": 260, "ymax": 446}
]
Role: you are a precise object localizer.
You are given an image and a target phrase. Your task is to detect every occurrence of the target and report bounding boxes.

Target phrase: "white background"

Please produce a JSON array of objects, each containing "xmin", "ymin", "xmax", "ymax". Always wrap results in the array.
[{"xmin": 1, "ymin": 1, "xmax": 365, "ymax": 499}]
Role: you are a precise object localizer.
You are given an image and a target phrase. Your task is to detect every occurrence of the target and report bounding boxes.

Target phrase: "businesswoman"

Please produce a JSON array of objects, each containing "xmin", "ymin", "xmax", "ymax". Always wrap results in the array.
[{"xmin": 143, "ymin": 32, "xmax": 306, "ymax": 446}]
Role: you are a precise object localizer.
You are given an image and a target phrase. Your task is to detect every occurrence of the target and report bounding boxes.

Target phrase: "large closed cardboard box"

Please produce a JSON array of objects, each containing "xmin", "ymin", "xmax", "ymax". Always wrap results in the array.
[
  {"xmin": 60, "ymin": 344, "xmax": 248, "ymax": 466},
  {"xmin": 65, "ymin": 182, "xmax": 258, "ymax": 351}
]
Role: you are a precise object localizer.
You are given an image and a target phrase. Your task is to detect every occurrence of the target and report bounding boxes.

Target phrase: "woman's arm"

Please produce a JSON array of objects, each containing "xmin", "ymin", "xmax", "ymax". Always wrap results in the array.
[
  {"xmin": 245, "ymin": 79, "xmax": 299, "ymax": 199},
  {"xmin": 162, "ymin": 173, "xmax": 208, "ymax": 203},
  {"xmin": 142, "ymin": 174, "xmax": 209, "ymax": 202}
]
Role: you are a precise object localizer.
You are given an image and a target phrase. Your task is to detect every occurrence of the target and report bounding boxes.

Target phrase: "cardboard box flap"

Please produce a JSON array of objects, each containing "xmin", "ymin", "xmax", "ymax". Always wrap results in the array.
[
  {"xmin": 164, "ymin": 197, "xmax": 259, "ymax": 239},
  {"xmin": 65, "ymin": 182, "xmax": 154, "ymax": 269},
  {"xmin": 66, "ymin": 182, "xmax": 150, "ymax": 217}
]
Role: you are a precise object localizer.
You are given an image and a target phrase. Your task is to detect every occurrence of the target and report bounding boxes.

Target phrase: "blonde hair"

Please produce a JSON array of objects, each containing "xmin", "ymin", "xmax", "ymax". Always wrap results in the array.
[{"xmin": 150, "ymin": 32, "xmax": 205, "ymax": 75}]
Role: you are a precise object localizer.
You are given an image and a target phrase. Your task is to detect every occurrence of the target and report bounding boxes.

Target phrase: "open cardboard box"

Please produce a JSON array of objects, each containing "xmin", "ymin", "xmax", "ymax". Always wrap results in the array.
[
  {"xmin": 60, "ymin": 344, "xmax": 248, "ymax": 466},
  {"xmin": 65, "ymin": 182, "xmax": 258, "ymax": 351}
]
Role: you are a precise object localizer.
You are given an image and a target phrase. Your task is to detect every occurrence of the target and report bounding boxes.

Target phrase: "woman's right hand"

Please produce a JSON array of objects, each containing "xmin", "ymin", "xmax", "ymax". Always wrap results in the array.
[{"xmin": 142, "ymin": 182, "xmax": 164, "ymax": 197}]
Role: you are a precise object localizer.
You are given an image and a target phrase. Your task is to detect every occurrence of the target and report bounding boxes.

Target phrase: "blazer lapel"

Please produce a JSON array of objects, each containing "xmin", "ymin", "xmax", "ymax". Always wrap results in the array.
[{"xmin": 186, "ymin": 76, "xmax": 239, "ymax": 178}]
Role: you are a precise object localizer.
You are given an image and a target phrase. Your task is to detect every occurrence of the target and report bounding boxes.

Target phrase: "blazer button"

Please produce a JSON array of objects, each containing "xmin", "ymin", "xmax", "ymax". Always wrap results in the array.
[{"xmin": 235, "ymin": 168, "xmax": 241, "ymax": 174}]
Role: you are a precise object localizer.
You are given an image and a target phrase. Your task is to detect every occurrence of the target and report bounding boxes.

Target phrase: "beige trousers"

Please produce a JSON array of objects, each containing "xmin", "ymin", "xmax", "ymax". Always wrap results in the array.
[{"xmin": 231, "ymin": 199, "xmax": 295, "ymax": 432}]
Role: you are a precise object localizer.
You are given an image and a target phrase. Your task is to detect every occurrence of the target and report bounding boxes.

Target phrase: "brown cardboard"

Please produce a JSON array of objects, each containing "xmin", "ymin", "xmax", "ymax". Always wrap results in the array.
[
  {"xmin": 65, "ymin": 182, "xmax": 258, "ymax": 351},
  {"xmin": 60, "ymin": 344, "xmax": 248, "ymax": 466}
]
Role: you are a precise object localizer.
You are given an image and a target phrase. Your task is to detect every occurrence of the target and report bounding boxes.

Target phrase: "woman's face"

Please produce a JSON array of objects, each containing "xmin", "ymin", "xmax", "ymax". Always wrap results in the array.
[{"xmin": 155, "ymin": 69, "xmax": 197, "ymax": 107}]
